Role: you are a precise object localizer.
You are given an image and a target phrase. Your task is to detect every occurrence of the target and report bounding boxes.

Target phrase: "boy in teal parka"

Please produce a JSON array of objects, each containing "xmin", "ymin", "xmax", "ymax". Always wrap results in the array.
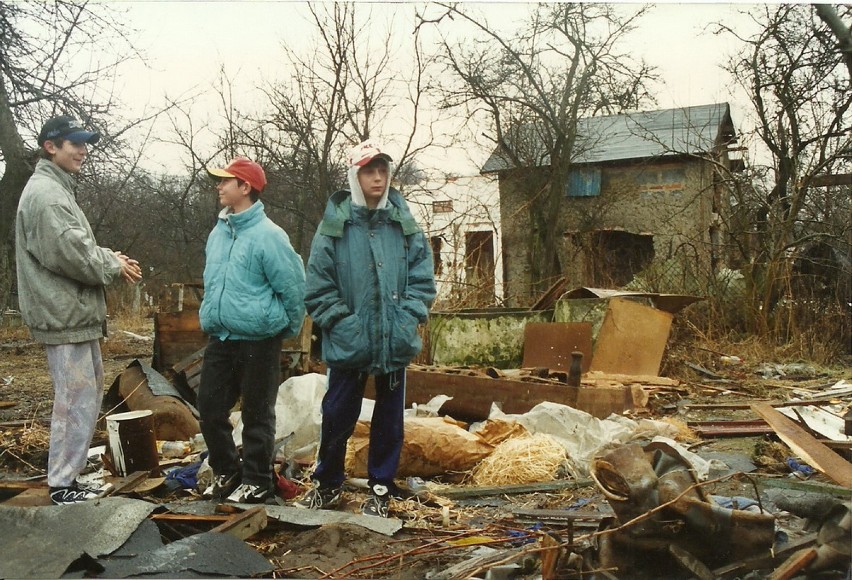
[
  {"xmin": 198, "ymin": 157, "xmax": 305, "ymax": 504},
  {"xmin": 298, "ymin": 140, "xmax": 436, "ymax": 517}
]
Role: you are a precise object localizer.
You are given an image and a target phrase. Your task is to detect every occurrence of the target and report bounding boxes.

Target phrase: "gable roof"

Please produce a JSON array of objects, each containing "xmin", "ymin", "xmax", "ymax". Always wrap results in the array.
[{"xmin": 481, "ymin": 102, "xmax": 734, "ymax": 174}]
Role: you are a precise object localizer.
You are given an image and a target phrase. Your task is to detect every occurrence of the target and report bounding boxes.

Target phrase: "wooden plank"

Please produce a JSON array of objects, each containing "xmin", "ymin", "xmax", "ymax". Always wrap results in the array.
[
  {"xmin": 110, "ymin": 471, "xmax": 150, "ymax": 495},
  {"xmin": 510, "ymin": 507, "xmax": 606, "ymax": 522},
  {"xmin": 432, "ymin": 479, "xmax": 594, "ymax": 499},
  {"xmin": 751, "ymin": 403, "xmax": 852, "ymax": 488},
  {"xmin": 756, "ymin": 477, "xmax": 852, "ymax": 498},
  {"xmin": 589, "ymin": 298, "xmax": 673, "ymax": 376},
  {"xmin": 585, "ymin": 371, "xmax": 679, "ymax": 387},
  {"xmin": 712, "ymin": 533, "xmax": 817, "ymax": 578},
  {"xmin": 150, "ymin": 513, "xmax": 234, "ymax": 524},
  {"xmin": 0, "ymin": 480, "xmax": 45, "ymax": 492},
  {"xmin": 210, "ymin": 506, "xmax": 267, "ymax": 540},
  {"xmin": 154, "ymin": 310, "xmax": 204, "ymax": 332},
  {"xmin": 767, "ymin": 547, "xmax": 818, "ymax": 580},
  {"xmin": 682, "ymin": 399, "xmax": 836, "ymax": 411},
  {"xmin": 399, "ymin": 369, "xmax": 635, "ymax": 420},
  {"xmin": 2, "ymin": 488, "xmax": 52, "ymax": 506}
]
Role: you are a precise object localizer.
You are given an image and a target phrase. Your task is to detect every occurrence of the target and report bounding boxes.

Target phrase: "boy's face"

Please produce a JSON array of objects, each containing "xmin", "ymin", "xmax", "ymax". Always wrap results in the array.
[
  {"xmin": 216, "ymin": 177, "xmax": 252, "ymax": 212},
  {"xmin": 357, "ymin": 159, "xmax": 389, "ymax": 208},
  {"xmin": 45, "ymin": 140, "xmax": 88, "ymax": 174}
]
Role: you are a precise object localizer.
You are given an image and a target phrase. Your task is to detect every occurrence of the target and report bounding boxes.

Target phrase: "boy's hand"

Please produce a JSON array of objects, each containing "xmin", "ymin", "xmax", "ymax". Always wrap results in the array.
[{"xmin": 115, "ymin": 251, "xmax": 143, "ymax": 284}]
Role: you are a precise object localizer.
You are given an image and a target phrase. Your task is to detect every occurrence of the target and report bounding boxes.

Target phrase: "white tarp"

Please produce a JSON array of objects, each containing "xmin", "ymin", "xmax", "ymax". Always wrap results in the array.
[{"xmin": 488, "ymin": 401, "xmax": 680, "ymax": 477}]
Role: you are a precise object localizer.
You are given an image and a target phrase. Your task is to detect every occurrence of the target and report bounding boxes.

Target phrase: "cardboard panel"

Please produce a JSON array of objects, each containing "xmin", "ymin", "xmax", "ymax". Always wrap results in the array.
[
  {"xmin": 589, "ymin": 297, "xmax": 672, "ymax": 376},
  {"xmin": 522, "ymin": 322, "xmax": 593, "ymax": 372}
]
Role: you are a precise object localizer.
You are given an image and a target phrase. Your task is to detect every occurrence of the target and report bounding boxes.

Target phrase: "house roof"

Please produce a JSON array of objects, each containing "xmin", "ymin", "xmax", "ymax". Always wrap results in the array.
[{"xmin": 481, "ymin": 102, "xmax": 734, "ymax": 174}]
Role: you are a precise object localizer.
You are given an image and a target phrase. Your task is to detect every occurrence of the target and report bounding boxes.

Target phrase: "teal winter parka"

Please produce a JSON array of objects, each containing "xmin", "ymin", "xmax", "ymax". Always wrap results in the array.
[
  {"xmin": 305, "ymin": 188, "xmax": 436, "ymax": 375},
  {"xmin": 199, "ymin": 201, "xmax": 305, "ymax": 341}
]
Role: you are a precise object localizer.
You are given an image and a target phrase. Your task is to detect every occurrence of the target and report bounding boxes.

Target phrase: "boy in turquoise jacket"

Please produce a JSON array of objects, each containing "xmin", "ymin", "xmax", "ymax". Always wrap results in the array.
[
  {"xmin": 198, "ymin": 157, "xmax": 305, "ymax": 503},
  {"xmin": 298, "ymin": 141, "xmax": 435, "ymax": 517}
]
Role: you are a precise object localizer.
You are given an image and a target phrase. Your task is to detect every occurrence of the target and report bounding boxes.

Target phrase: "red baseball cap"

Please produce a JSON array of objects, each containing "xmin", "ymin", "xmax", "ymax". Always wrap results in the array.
[{"xmin": 208, "ymin": 157, "xmax": 267, "ymax": 192}]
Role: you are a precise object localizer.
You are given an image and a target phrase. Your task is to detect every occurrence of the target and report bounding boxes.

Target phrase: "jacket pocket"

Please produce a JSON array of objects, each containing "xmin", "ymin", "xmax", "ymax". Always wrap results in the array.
[
  {"xmin": 389, "ymin": 304, "xmax": 421, "ymax": 366},
  {"xmin": 324, "ymin": 313, "xmax": 371, "ymax": 368}
]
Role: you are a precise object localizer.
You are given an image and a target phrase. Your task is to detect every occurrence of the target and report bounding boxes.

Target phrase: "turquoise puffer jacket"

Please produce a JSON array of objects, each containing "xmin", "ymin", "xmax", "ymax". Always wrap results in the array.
[
  {"xmin": 200, "ymin": 201, "xmax": 305, "ymax": 340},
  {"xmin": 305, "ymin": 189, "xmax": 436, "ymax": 374}
]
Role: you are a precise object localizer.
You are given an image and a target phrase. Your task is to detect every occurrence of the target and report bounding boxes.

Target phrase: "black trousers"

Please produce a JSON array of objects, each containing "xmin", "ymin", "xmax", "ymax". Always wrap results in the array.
[{"xmin": 197, "ymin": 335, "xmax": 281, "ymax": 487}]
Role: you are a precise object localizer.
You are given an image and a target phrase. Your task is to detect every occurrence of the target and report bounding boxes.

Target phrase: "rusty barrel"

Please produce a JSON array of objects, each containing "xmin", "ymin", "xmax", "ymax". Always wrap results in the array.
[{"xmin": 106, "ymin": 410, "xmax": 159, "ymax": 476}]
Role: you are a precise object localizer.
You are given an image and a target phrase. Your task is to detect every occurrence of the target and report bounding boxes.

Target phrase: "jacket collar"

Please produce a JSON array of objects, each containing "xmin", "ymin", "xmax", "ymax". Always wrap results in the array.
[
  {"xmin": 217, "ymin": 200, "xmax": 266, "ymax": 231},
  {"xmin": 35, "ymin": 158, "xmax": 77, "ymax": 192},
  {"xmin": 318, "ymin": 188, "xmax": 420, "ymax": 238}
]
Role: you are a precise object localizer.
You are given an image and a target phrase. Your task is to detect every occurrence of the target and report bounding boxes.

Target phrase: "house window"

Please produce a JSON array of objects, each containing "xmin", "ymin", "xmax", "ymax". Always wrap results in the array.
[
  {"xmin": 433, "ymin": 200, "xmax": 453, "ymax": 213},
  {"xmin": 565, "ymin": 167, "xmax": 601, "ymax": 197}
]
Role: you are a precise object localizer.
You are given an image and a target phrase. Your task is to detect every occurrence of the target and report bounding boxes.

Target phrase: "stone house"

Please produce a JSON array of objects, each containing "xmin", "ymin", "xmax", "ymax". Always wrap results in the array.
[{"xmin": 481, "ymin": 102, "xmax": 741, "ymax": 306}]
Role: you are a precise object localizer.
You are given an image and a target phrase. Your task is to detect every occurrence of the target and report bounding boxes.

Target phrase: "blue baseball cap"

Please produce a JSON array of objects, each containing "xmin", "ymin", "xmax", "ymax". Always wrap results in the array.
[{"xmin": 37, "ymin": 115, "xmax": 100, "ymax": 147}]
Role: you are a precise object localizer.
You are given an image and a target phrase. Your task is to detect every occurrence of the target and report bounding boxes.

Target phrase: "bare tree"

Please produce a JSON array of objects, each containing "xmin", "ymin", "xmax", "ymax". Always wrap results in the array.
[
  {"xmin": 716, "ymin": 4, "xmax": 851, "ymax": 340},
  {"xmin": 0, "ymin": 1, "xmax": 138, "ymax": 309},
  {"xmin": 251, "ymin": 3, "xmax": 435, "ymax": 254},
  {"xmin": 419, "ymin": 3, "xmax": 657, "ymax": 299}
]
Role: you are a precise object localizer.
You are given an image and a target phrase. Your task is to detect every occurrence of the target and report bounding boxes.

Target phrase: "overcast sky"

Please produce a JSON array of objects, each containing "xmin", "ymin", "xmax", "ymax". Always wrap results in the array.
[{"xmin": 115, "ymin": 2, "xmax": 760, "ymax": 176}]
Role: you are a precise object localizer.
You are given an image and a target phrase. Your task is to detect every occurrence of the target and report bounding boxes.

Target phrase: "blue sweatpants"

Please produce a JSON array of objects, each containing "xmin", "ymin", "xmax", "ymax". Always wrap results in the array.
[{"xmin": 312, "ymin": 368, "xmax": 405, "ymax": 489}]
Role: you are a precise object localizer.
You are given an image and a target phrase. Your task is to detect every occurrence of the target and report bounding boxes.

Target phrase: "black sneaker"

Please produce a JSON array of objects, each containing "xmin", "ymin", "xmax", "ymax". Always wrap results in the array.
[
  {"xmin": 294, "ymin": 483, "xmax": 343, "ymax": 510},
  {"xmin": 226, "ymin": 483, "xmax": 272, "ymax": 504},
  {"xmin": 362, "ymin": 483, "xmax": 390, "ymax": 518},
  {"xmin": 50, "ymin": 484, "xmax": 99, "ymax": 506},
  {"xmin": 202, "ymin": 472, "xmax": 240, "ymax": 500}
]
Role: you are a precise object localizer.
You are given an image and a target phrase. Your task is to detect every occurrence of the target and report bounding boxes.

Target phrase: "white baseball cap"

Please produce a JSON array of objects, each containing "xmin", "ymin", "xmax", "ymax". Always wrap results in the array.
[{"xmin": 347, "ymin": 139, "xmax": 393, "ymax": 167}]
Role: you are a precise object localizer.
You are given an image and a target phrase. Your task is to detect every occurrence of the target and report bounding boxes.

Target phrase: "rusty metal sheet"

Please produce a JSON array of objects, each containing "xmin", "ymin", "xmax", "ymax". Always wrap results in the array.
[
  {"xmin": 522, "ymin": 322, "xmax": 592, "ymax": 372},
  {"xmin": 396, "ymin": 369, "xmax": 633, "ymax": 420},
  {"xmin": 689, "ymin": 420, "xmax": 774, "ymax": 437}
]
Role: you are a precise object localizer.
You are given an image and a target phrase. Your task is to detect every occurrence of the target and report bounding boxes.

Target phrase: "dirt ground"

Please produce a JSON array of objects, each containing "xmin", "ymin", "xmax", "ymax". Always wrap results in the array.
[{"xmin": 1, "ymin": 314, "xmax": 850, "ymax": 578}]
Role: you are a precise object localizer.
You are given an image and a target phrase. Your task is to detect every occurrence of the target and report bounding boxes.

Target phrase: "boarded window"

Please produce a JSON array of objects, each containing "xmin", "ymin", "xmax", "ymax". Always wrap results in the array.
[
  {"xmin": 433, "ymin": 200, "xmax": 453, "ymax": 213},
  {"xmin": 565, "ymin": 167, "xmax": 601, "ymax": 197}
]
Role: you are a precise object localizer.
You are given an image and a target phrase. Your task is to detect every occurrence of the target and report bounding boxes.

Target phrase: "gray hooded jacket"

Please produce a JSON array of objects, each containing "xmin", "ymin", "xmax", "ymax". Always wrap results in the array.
[{"xmin": 15, "ymin": 159, "xmax": 122, "ymax": 344}]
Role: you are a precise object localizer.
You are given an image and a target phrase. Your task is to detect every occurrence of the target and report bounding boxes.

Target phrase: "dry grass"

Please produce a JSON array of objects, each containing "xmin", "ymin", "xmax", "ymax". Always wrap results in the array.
[{"xmin": 470, "ymin": 433, "xmax": 567, "ymax": 486}]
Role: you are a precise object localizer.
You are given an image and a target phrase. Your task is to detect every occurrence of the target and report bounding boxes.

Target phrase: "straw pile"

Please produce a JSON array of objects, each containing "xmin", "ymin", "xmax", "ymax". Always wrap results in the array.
[{"xmin": 471, "ymin": 433, "xmax": 567, "ymax": 486}]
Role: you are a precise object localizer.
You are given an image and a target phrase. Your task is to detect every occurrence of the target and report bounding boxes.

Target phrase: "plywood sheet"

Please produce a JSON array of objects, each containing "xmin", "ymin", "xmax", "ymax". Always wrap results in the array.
[
  {"xmin": 589, "ymin": 298, "xmax": 673, "ymax": 376},
  {"xmin": 522, "ymin": 322, "xmax": 593, "ymax": 372}
]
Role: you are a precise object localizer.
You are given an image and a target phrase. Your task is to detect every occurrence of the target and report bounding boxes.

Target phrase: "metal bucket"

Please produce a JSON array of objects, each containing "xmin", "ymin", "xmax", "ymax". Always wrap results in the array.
[{"xmin": 106, "ymin": 410, "xmax": 159, "ymax": 476}]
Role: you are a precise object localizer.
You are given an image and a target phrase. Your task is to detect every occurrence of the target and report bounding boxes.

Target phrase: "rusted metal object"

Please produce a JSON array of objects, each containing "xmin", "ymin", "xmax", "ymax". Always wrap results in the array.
[{"xmin": 590, "ymin": 441, "xmax": 776, "ymax": 576}]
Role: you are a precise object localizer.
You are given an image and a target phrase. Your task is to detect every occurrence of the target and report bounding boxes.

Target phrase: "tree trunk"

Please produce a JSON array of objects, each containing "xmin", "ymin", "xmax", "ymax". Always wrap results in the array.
[{"xmin": 0, "ymin": 74, "xmax": 35, "ymax": 310}]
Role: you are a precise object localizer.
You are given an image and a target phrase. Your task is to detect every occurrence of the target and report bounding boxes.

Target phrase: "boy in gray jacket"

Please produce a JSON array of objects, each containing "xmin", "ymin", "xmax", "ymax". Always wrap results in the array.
[{"xmin": 15, "ymin": 115, "xmax": 142, "ymax": 505}]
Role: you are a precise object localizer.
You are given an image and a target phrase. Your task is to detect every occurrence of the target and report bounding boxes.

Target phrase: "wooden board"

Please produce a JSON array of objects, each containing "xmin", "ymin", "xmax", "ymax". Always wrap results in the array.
[
  {"xmin": 589, "ymin": 298, "xmax": 673, "ymax": 376},
  {"xmin": 2, "ymin": 488, "xmax": 52, "ymax": 506},
  {"xmin": 752, "ymin": 403, "xmax": 852, "ymax": 488},
  {"xmin": 521, "ymin": 322, "xmax": 592, "ymax": 372}
]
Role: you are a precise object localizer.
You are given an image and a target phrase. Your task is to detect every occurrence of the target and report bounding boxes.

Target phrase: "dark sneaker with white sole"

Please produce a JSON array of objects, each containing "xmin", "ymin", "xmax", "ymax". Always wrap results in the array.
[
  {"xmin": 294, "ymin": 483, "xmax": 343, "ymax": 510},
  {"xmin": 50, "ymin": 484, "xmax": 99, "ymax": 506},
  {"xmin": 226, "ymin": 483, "xmax": 273, "ymax": 504},
  {"xmin": 362, "ymin": 483, "xmax": 391, "ymax": 518},
  {"xmin": 202, "ymin": 472, "xmax": 240, "ymax": 501}
]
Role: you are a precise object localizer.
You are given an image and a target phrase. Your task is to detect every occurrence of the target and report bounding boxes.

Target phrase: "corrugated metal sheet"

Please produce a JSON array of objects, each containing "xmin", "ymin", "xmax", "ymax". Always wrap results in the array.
[{"xmin": 481, "ymin": 103, "xmax": 732, "ymax": 173}]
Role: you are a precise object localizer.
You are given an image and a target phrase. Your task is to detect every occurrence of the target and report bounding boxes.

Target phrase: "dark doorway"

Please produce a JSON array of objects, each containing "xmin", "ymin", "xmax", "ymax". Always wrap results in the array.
[
  {"xmin": 465, "ymin": 230, "xmax": 496, "ymax": 304},
  {"xmin": 584, "ymin": 230, "xmax": 654, "ymax": 287}
]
